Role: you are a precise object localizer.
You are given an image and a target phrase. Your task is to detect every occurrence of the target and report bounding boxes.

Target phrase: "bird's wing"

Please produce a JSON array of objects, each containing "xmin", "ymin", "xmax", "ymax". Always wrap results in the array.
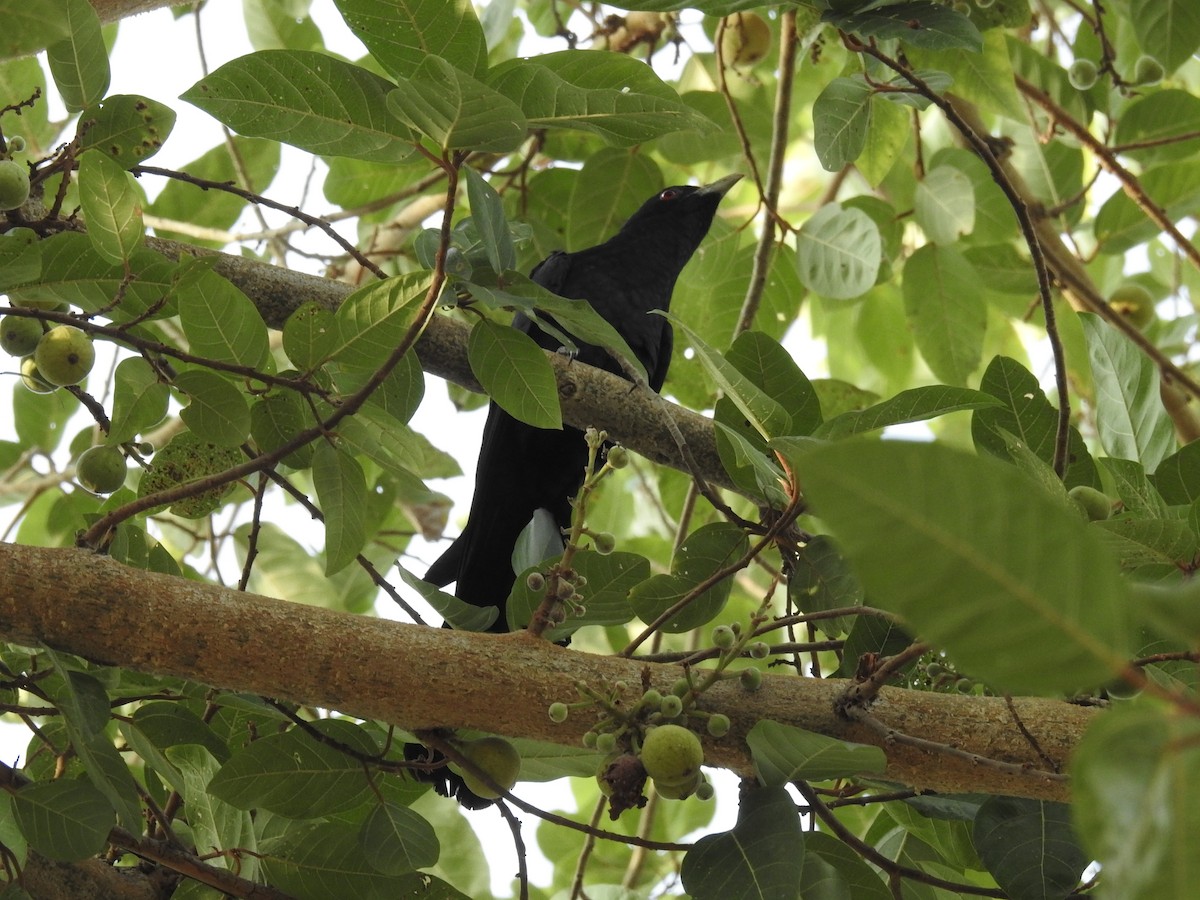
[{"xmin": 529, "ymin": 249, "xmax": 572, "ymax": 294}]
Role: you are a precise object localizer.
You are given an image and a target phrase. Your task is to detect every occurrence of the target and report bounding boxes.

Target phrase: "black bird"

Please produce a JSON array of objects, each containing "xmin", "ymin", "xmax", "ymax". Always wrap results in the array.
[{"xmin": 425, "ymin": 174, "xmax": 741, "ymax": 633}]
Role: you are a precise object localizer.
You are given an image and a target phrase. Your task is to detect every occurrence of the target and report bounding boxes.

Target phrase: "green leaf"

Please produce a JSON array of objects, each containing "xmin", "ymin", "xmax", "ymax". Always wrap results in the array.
[
  {"xmin": 250, "ymin": 392, "xmax": 315, "ymax": 470},
  {"xmin": 174, "ymin": 370, "xmax": 252, "ymax": 447},
  {"xmin": 796, "ymin": 203, "xmax": 881, "ymax": 300},
  {"xmin": 395, "ymin": 566, "xmax": 499, "ymax": 632},
  {"xmin": 1152, "ymin": 440, "xmax": 1200, "ymax": 504},
  {"xmin": 283, "ymin": 301, "xmax": 338, "ymax": 371},
  {"xmin": 45, "ymin": 0, "xmax": 109, "ymax": 112},
  {"xmin": 1094, "ymin": 163, "xmax": 1200, "ymax": 253},
  {"xmin": 182, "ymin": 50, "xmax": 418, "ymax": 163},
  {"xmin": 902, "ymin": 243, "xmax": 984, "ymax": 385},
  {"xmin": 914, "ymin": 165, "xmax": 975, "ymax": 245},
  {"xmin": 313, "ymin": 441, "xmax": 369, "ymax": 576},
  {"xmin": 665, "ymin": 314, "xmax": 790, "ymax": 439},
  {"xmin": 333, "ymin": 0, "xmax": 487, "ymax": 80},
  {"xmin": 467, "ymin": 317, "xmax": 561, "ymax": 429},
  {"xmin": 816, "ymin": 385, "xmax": 1000, "ymax": 439},
  {"xmin": 0, "ymin": 0, "xmax": 71, "ymax": 60},
  {"xmin": 487, "ymin": 50, "xmax": 713, "ymax": 146},
  {"xmin": 748, "ymin": 720, "xmax": 886, "ymax": 785},
  {"xmin": 788, "ymin": 534, "xmax": 863, "ymax": 637},
  {"xmin": 10, "ymin": 778, "xmax": 113, "ymax": 862},
  {"xmin": 168, "ymin": 745, "xmax": 258, "ymax": 878},
  {"xmin": 176, "ymin": 264, "xmax": 271, "ymax": 369},
  {"xmin": 138, "ymin": 432, "xmax": 242, "ymax": 518},
  {"xmin": 0, "ymin": 227, "xmax": 42, "ymax": 289},
  {"xmin": 681, "ymin": 786, "xmax": 804, "ymax": 900},
  {"xmin": 1112, "ymin": 90, "xmax": 1200, "ymax": 167},
  {"xmin": 828, "ymin": 1, "xmax": 983, "ymax": 51},
  {"xmin": 812, "ymin": 77, "xmax": 872, "ymax": 171},
  {"xmin": 209, "ymin": 719, "xmax": 375, "ymax": 817},
  {"xmin": 971, "ymin": 355, "xmax": 1098, "ymax": 489},
  {"xmin": 1128, "ymin": 0, "xmax": 1200, "ymax": 73},
  {"xmin": 332, "ymin": 271, "xmax": 431, "ymax": 369},
  {"xmin": 463, "ymin": 167, "xmax": 516, "ymax": 273},
  {"xmin": 801, "ymin": 831, "xmax": 891, "ymax": 900},
  {"xmin": 908, "ymin": 31, "xmax": 1024, "ymax": 120},
  {"xmin": 13, "ymin": 379, "xmax": 78, "ymax": 453},
  {"xmin": 359, "ymin": 801, "xmax": 440, "ymax": 875},
  {"xmin": 1073, "ymin": 698, "xmax": 1200, "ymax": 900},
  {"xmin": 107, "ymin": 358, "xmax": 169, "ymax": 445},
  {"xmin": 388, "ymin": 56, "xmax": 527, "ymax": 152},
  {"xmin": 508, "ymin": 549, "xmax": 648, "ymax": 637},
  {"xmin": 260, "ymin": 821, "xmax": 467, "ymax": 899},
  {"xmin": 801, "ymin": 440, "xmax": 1129, "ymax": 694},
  {"xmin": 973, "ymin": 798, "xmax": 1086, "ymax": 900},
  {"xmin": 5, "ymin": 233, "xmax": 177, "ymax": 322},
  {"xmin": 1080, "ymin": 314, "xmax": 1175, "ymax": 471},
  {"xmin": 78, "ymin": 94, "xmax": 176, "ymax": 168},
  {"xmin": 628, "ymin": 522, "xmax": 748, "ymax": 633}
]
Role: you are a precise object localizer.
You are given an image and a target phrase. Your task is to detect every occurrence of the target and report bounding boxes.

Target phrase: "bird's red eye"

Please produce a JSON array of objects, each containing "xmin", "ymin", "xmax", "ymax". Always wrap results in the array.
[{"xmin": 660, "ymin": 188, "xmax": 680, "ymax": 201}]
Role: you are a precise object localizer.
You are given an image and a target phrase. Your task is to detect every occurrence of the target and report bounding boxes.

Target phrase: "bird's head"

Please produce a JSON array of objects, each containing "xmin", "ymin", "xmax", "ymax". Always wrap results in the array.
[{"xmin": 616, "ymin": 173, "xmax": 743, "ymax": 260}]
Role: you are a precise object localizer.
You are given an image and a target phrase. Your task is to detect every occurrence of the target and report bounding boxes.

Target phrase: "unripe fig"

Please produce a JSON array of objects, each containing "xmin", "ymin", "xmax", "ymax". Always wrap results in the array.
[
  {"xmin": 452, "ymin": 736, "xmax": 521, "ymax": 799},
  {"xmin": 77, "ymin": 445, "xmax": 127, "ymax": 494},
  {"xmin": 1068, "ymin": 58, "xmax": 1098, "ymax": 90},
  {"xmin": 720, "ymin": 12, "xmax": 771, "ymax": 68},
  {"xmin": 711, "ymin": 624, "xmax": 735, "ymax": 649},
  {"xmin": 653, "ymin": 770, "xmax": 701, "ymax": 799},
  {"xmin": 1132, "ymin": 54, "xmax": 1164, "ymax": 86},
  {"xmin": 34, "ymin": 325, "xmax": 95, "ymax": 386},
  {"xmin": 0, "ymin": 316, "xmax": 42, "ymax": 356},
  {"xmin": 1069, "ymin": 485, "xmax": 1114, "ymax": 522},
  {"xmin": 19, "ymin": 356, "xmax": 56, "ymax": 393},
  {"xmin": 640, "ymin": 724, "xmax": 703, "ymax": 786},
  {"xmin": 1108, "ymin": 283, "xmax": 1156, "ymax": 330},
  {"xmin": 0, "ymin": 159, "xmax": 29, "ymax": 210}
]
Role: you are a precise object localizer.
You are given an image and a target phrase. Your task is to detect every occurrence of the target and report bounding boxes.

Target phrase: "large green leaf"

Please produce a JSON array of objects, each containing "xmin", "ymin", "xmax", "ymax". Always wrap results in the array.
[
  {"xmin": 1073, "ymin": 699, "xmax": 1200, "ymax": 900},
  {"xmin": 78, "ymin": 94, "xmax": 176, "ymax": 167},
  {"xmin": 796, "ymin": 202, "xmax": 881, "ymax": 300},
  {"xmin": 487, "ymin": 50, "xmax": 713, "ymax": 146},
  {"xmin": 78, "ymin": 152, "xmax": 144, "ymax": 264},
  {"xmin": 182, "ymin": 50, "xmax": 418, "ymax": 163},
  {"xmin": 973, "ymin": 798, "xmax": 1086, "ymax": 900},
  {"xmin": 0, "ymin": 0, "xmax": 71, "ymax": 60},
  {"xmin": 801, "ymin": 440, "xmax": 1129, "ymax": 694},
  {"xmin": 176, "ymin": 262, "xmax": 271, "ymax": 369},
  {"xmin": 10, "ymin": 778, "xmax": 113, "ymax": 862},
  {"xmin": 174, "ymin": 369, "xmax": 252, "ymax": 447},
  {"xmin": 388, "ymin": 55, "xmax": 526, "ymax": 152},
  {"xmin": 826, "ymin": 1, "xmax": 982, "ymax": 51},
  {"xmin": 812, "ymin": 77, "xmax": 872, "ymax": 171},
  {"xmin": 1080, "ymin": 314, "xmax": 1175, "ymax": 471},
  {"xmin": 748, "ymin": 720, "xmax": 886, "ymax": 785},
  {"xmin": 902, "ymin": 243, "xmax": 985, "ymax": 385},
  {"xmin": 107, "ymin": 358, "xmax": 169, "ymax": 445},
  {"xmin": 313, "ymin": 441, "xmax": 369, "ymax": 576},
  {"xmin": 1128, "ymin": 0, "xmax": 1200, "ymax": 73},
  {"xmin": 816, "ymin": 385, "xmax": 1000, "ymax": 439},
  {"xmin": 628, "ymin": 522, "xmax": 748, "ymax": 632},
  {"xmin": 681, "ymin": 787, "xmax": 804, "ymax": 900},
  {"xmin": 333, "ymin": 0, "xmax": 486, "ymax": 79},
  {"xmin": 467, "ymin": 316, "xmax": 561, "ymax": 429},
  {"xmin": 45, "ymin": 0, "xmax": 108, "ymax": 112},
  {"xmin": 332, "ymin": 271, "xmax": 432, "ymax": 369}
]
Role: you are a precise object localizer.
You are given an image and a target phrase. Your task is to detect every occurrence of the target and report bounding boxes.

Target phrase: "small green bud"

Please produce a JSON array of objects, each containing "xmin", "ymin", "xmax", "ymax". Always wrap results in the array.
[
  {"xmin": 7, "ymin": 135, "xmax": 26, "ymax": 153},
  {"xmin": 592, "ymin": 532, "xmax": 616, "ymax": 554},
  {"xmin": 711, "ymin": 624, "xmax": 735, "ymax": 649},
  {"xmin": 1068, "ymin": 58, "xmax": 1098, "ymax": 91},
  {"xmin": 694, "ymin": 778, "xmax": 715, "ymax": 801},
  {"xmin": 1132, "ymin": 54, "xmax": 1164, "ymax": 86},
  {"xmin": 659, "ymin": 694, "xmax": 683, "ymax": 718},
  {"xmin": 740, "ymin": 668, "xmax": 762, "ymax": 691},
  {"xmin": 596, "ymin": 732, "xmax": 617, "ymax": 753},
  {"xmin": 641, "ymin": 688, "xmax": 663, "ymax": 707},
  {"xmin": 548, "ymin": 702, "xmax": 569, "ymax": 723},
  {"xmin": 707, "ymin": 714, "xmax": 730, "ymax": 737},
  {"xmin": 582, "ymin": 730, "xmax": 598, "ymax": 749},
  {"xmin": 606, "ymin": 446, "xmax": 629, "ymax": 469},
  {"xmin": 748, "ymin": 641, "xmax": 769, "ymax": 660},
  {"xmin": 526, "ymin": 571, "xmax": 546, "ymax": 591}
]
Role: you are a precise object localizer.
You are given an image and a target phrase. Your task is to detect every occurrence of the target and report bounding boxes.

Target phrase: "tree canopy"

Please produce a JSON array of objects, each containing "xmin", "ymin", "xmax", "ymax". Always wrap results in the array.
[{"xmin": 2, "ymin": 0, "xmax": 1200, "ymax": 898}]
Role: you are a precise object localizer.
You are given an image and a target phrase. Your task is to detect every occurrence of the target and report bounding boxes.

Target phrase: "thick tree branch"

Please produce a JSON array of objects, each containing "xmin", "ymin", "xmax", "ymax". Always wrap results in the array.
[
  {"xmin": 0, "ymin": 543, "xmax": 1093, "ymax": 802},
  {"xmin": 142, "ymin": 237, "xmax": 734, "ymax": 492}
]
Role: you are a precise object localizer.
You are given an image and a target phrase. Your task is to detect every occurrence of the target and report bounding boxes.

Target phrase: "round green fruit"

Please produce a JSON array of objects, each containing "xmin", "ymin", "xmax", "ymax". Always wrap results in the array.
[
  {"xmin": 1068, "ymin": 58, "xmax": 1098, "ymax": 91},
  {"xmin": 720, "ymin": 12, "xmax": 771, "ymax": 67},
  {"xmin": 453, "ymin": 736, "xmax": 521, "ymax": 799},
  {"xmin": 640, "ymin": 724, "xmax": 703, "ymax": 787},
  {"xmin": 1132, "ymin": 54, "xmax": 1164, "ymax": 86},
  {"xmin": 0, "ymin": 316, "xmax": 42, "ymax": 356},
  {"xmin": 19, "ymin": 356, "xmax": 56, "ymax": 393},
  {"xmin": 1108, "ymin": 284, "xmax": 1156, "ymax": 330},
  {"xmin": 0, "ymin": 159, "xmax": 30, "ymax": 210},
  {"xmin": 1068, "ymin": 485, "xmax": 1113, "ymax": 522},
  {"xmin": 7, "ymin": 136, "xmax": 26, "ymax": 153},
  {"xmin": 77, "ymin": 445, "xmax": 128, "ymax": 494},
  {"xmin": 34, "ymin": 325, "xmax": 95, "ymax": 386}
]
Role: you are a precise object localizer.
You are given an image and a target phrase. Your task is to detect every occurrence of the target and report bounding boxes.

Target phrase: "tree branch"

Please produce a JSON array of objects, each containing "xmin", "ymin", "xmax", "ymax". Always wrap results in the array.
[{"xmin": 0, "ymin": 542, "xmax": 1094, "ymax": 802}]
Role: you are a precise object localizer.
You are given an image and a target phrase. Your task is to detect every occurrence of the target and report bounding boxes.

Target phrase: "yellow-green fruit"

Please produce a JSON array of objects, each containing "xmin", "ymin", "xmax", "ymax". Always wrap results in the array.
[
  {"xmin": 454, "ymin": 736, "xmax": 521, "ymax": 799},
  {"xmin": 0, "ymin": 316, "xmax": 42, "ymax": 356},
  {"xmin": 34, "ymin": 325, "xmax": 95, "ymax": 386},
  {"xmin": 640, "ymin": 724, "xmax": 703, "ymax": 786},
  {"xmin": 1108, "ymin": 283, "xmax": 1156, "ymax": 330},
  {"xmin": 0, "ymin": 159, "xmax": 29, "ymax": 210},
  {"xmin": 720, "ymin": 12, "xmax": 771, "ymax": 67},
  {"xmin": 19, "ymin": 356, "xmax": 56, "ymax": 393},
  {"xmin": 1069, "ymin": 485, "xmax": 1113, "ymax": 522},
  {"xmin": 77, "ymin": 445, "xmax": 128, "ymax": 494}
]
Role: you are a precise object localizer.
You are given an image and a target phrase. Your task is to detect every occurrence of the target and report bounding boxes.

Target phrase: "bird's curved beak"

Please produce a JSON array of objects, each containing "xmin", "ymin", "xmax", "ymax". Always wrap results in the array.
[{"xmin": 697, "ymin": 173, "xmax": 743, "ymax": 197}]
